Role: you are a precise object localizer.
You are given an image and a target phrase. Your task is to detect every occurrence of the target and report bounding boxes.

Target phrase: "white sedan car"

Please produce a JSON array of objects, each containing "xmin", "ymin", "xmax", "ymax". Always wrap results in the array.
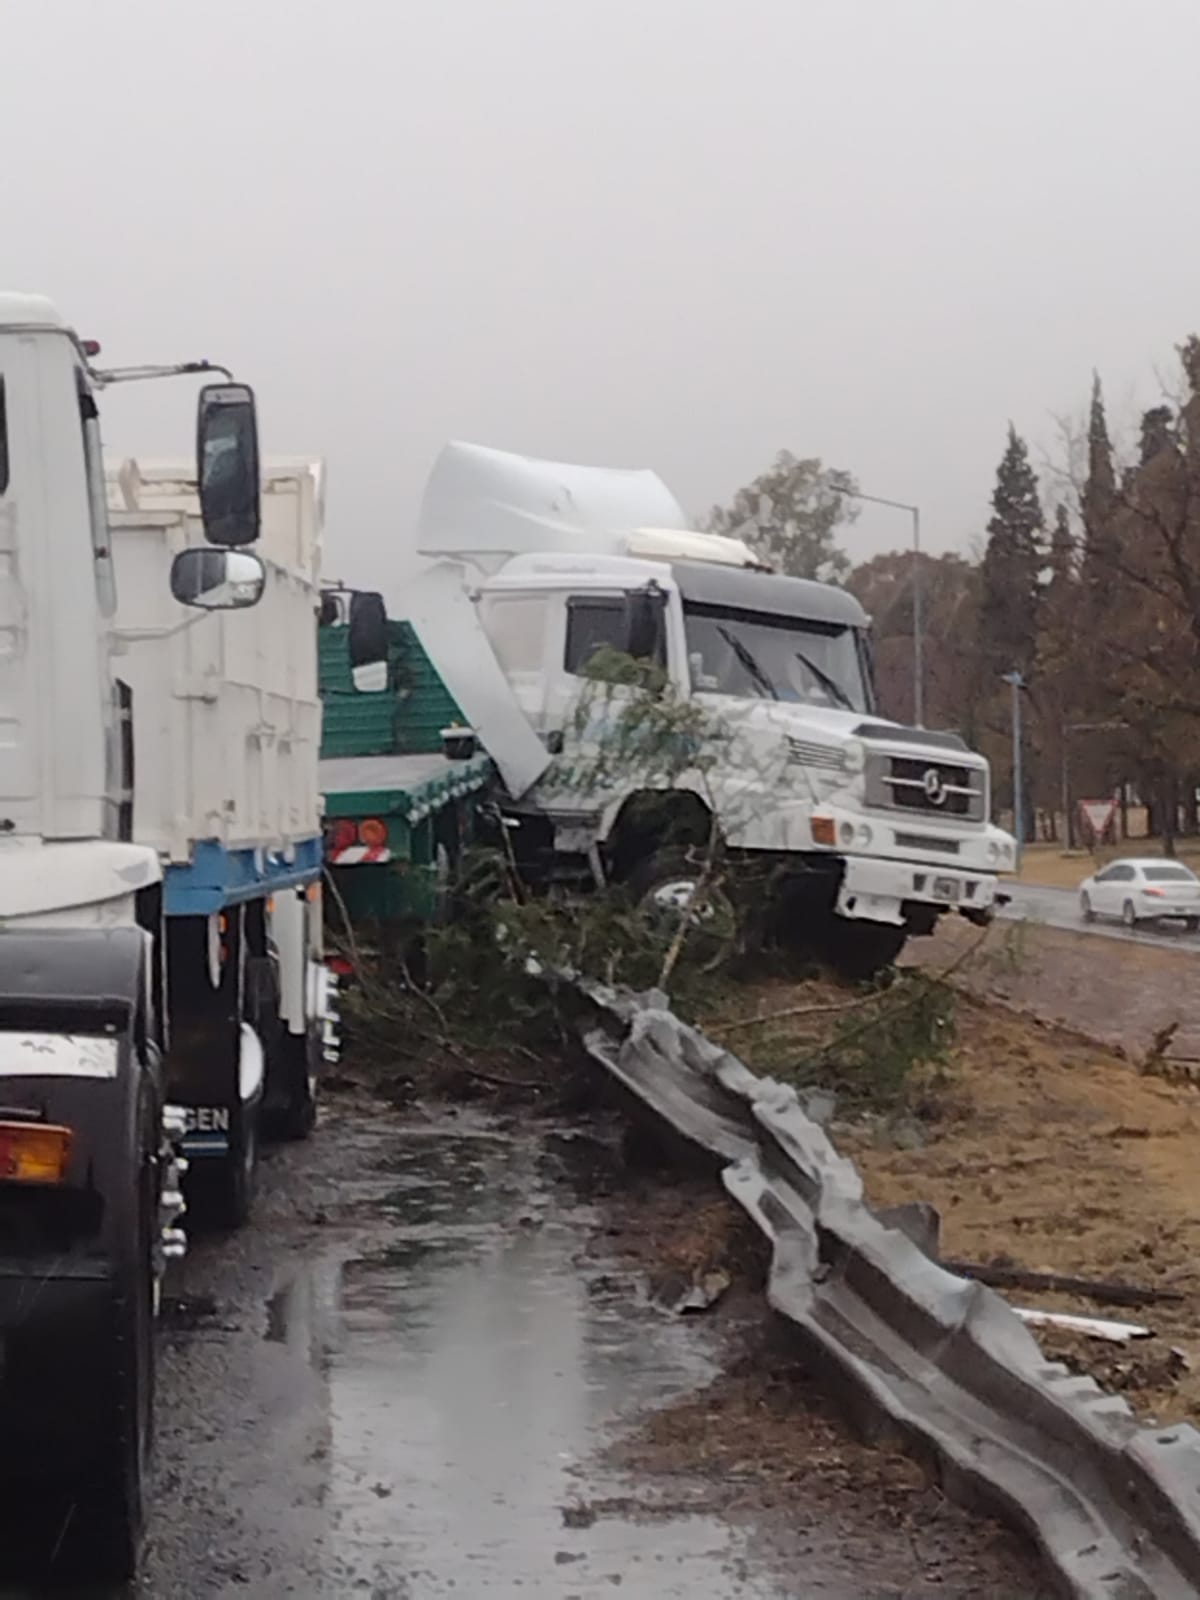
[{"xmin": 1079, "ymin": 858, "xmax": 1200, "ymax": 930}]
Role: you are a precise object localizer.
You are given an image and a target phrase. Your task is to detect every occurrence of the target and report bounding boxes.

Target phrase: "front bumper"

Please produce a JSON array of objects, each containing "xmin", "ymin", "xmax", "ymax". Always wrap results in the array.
[{"xmin": 836, "ymin": 853, "xmax": 999, "ymax": 925}]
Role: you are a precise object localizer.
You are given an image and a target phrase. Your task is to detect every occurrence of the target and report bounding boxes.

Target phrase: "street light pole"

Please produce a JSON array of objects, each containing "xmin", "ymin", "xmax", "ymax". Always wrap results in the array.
[
  {"xmin": 1003, "ymin": 671, "xmax": 1025, "ymax": 868},
  {"xmin": 842, "ymin": 489, "xmax": 923, "ymax": 726}
]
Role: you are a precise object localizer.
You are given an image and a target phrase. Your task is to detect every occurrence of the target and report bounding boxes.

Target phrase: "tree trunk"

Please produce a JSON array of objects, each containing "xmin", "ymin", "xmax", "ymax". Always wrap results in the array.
[{"xmin": 1162, "ymin": 778, "xmax": 1178, "ymax": 857}]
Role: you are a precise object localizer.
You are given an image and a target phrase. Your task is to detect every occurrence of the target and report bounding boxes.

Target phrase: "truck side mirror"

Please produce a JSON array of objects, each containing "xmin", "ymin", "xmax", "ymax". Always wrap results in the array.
[
  {"xmin": 348, "ymin": 590, "xmax": 389, "ymax": 693},
  {"xmin": 626, "ymin": 583, "xmax": 667, "ymax": 665},
  {"xmin": 196, "ymin": 382, "xmax": 261, "ymax": 548},
  {"xmin": 171, "ymin": 547, "xmax": 265, "ymax": 610}
]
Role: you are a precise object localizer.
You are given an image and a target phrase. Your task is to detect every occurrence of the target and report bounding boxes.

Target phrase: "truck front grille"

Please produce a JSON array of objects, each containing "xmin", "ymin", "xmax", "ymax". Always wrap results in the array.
[
  {"xmin": 894, "ymin": 831, "xmax": 961, "ymax": 854},
  {"xmin": 785, "ymin": 736, "xmax": 845, "ymax": 772},
  {"xmin": 865, "ymin": 753, "xmax": 986, "ymax": 822}
]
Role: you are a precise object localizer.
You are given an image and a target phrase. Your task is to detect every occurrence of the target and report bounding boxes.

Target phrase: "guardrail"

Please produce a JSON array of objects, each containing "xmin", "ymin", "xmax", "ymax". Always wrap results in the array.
[{"xmin": 572, "ymin": 978, "xmax": 1200, "ymax": 1600}]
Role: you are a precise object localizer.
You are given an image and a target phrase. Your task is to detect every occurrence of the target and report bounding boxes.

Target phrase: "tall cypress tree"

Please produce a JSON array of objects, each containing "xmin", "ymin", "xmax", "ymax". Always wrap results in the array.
[
  {"xmin": 1047, "ymin": 502, "xmax": 1074, "ymax": 592},
  {"xmin": 979, "ymin": 425, "xmax": 1044, "ymax": 678},
  {"xmin": 1081, "ymin": 373, "xmax": 1117, "ymax": 600}
]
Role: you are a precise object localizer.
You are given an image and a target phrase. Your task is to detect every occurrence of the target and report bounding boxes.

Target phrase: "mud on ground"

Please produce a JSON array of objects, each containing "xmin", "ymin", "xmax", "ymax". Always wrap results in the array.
[{"xmin": 578, "ymin": 1162, "xmax": 1050, "ymax": 1597}]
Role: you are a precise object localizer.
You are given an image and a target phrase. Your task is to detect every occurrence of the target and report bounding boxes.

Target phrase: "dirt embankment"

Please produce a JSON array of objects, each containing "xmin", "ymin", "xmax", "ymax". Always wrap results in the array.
[
  {"xmin": 830, "ymin": 920, "xmax": 1200, "ymax": 1425},
  {"xmin": 922, "ymin": 915, "xmax": 1200, "ymax": 1060}
]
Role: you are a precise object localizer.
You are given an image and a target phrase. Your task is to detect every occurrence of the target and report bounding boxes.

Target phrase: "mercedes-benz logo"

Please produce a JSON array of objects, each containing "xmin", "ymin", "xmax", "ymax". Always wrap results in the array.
[{"xmin": 922, "ymin": 766, "xmax": 947, "ymax": 806}]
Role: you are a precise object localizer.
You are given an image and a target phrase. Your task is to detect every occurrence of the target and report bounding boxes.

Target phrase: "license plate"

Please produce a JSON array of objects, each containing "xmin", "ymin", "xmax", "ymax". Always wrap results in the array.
[{"xmin": 932, "ymin": 877, "xmax": 961, "ymax": 903}]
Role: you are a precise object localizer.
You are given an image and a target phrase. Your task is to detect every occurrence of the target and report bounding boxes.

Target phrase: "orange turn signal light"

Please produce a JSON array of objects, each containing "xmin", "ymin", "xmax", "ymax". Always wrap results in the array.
[
  {"xmin": 359, "ymin": 817, "xmax": 388, "ymax": 848},
  {"xmin": 810, "ymin": 816, "xmax": 837, "ymax": 847},
  {"xmin": 0, "ymin": 1121, "xmax": 73, "ymax": 1185}
]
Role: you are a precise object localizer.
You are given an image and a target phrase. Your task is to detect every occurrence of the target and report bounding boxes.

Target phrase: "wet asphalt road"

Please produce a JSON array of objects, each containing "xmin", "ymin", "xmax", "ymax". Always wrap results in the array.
[
  {"xmin": 0, "ymin": 1093, "xmax": 1047, "ymax": 1599},
  {"xmin": 1002, "ymin": 880, "xmax": 1200, "ymax": 951}
]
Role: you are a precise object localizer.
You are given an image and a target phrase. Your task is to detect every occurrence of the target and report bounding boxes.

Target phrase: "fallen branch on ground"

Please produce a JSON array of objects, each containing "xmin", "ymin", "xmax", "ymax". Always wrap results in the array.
[{"xmin": 943, "ymin": 1259, "xmax": 1185, "ymax": 1308}]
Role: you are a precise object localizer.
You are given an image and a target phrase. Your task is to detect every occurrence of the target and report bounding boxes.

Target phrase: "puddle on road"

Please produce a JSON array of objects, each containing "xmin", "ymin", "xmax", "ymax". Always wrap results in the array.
[{"xmin": 291, "ymin": 1122, "xmax": 786, "ymax": 1597}]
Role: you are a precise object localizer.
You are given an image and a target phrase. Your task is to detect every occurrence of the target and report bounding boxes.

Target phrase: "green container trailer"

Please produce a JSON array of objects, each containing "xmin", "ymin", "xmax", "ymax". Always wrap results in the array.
[{"xmin": 319, "ymin": 598, "xmax": 492, "ymax": 928}]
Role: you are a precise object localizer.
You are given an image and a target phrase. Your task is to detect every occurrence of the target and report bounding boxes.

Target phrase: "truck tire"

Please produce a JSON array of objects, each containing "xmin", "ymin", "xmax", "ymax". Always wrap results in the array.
[
  {"xmin": 276, "ymin": 1016, "xmax": 320, "ymax": 1141},
  {"xmin": 826, "ymin": 915, "xmax": 907, "ymax": 982},
  {"xmin": 627, "ymin": 849, "xmax": 737, "ymax": 972},
  {"xmin": 54, "ymin": 1096, "xmax": 157, "ymax": 1581},
  {"xmin": 187, "ymin": 969, "xmax": 264, "ymax": 1230}
]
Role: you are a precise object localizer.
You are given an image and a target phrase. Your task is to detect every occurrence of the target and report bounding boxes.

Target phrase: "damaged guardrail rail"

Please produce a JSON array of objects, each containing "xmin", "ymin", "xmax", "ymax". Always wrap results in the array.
[{"xmin": 571, "ymin": 978, "xmax": 1200, "ymax": 1600}]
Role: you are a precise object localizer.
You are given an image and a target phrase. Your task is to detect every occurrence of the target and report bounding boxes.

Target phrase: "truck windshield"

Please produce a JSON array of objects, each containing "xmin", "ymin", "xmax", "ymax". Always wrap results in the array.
[{"xmin": 683, "ymin": 603, "xmax": 870, "ymax": 712}]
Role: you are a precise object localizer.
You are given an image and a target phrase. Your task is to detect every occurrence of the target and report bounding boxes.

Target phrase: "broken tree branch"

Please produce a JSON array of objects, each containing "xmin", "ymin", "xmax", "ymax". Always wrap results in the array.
[{"xmin": 942, "ymin": 1259, "xmax": 1185, "ymax": 1308}]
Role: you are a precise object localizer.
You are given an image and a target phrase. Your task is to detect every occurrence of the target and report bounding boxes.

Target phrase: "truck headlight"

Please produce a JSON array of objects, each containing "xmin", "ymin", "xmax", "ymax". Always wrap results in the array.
[
  {"xmin": 857, "ymin": 824, "xmax": 873, "ymax": 847},
  {"xmin": 987, "ymin": 840, "xmax": 999, "ymax": 864},
  {"xmin": 841, "ymin": 739, "xmax": 866, "ymax": 773}
]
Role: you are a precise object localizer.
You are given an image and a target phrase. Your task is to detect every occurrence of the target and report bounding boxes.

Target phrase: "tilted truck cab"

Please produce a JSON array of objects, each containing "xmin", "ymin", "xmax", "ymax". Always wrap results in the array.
[{"xmin": 407, "ymin": 441, "xmax": 1016, "ymax": 976}]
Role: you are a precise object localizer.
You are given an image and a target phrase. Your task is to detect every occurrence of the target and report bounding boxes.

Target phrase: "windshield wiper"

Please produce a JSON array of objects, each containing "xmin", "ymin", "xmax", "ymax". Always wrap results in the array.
[
  {"xmin": 716, "ymin": 626, "xmax": 778, "ymax": 700},
  {"xmin": 794, "ymin": 649, "xmax": 855, "ymax": 711}
]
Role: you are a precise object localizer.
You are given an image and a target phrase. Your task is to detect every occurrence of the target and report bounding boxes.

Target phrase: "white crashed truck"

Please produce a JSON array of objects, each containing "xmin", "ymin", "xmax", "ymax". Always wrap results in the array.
[
  {"xmin": 407, "ymin": 442, "xmax": 1016, "ymax": 977},
  {"xmin": 0, "ymin": 295, "xmax": 334, "ymax": 1581}
]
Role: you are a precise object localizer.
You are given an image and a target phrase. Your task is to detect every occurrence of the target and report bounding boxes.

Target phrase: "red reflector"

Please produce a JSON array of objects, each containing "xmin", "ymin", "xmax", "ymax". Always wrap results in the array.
[
  {"xmin": 81, "ymin": 339, "xmax": 102, "ymax": 358},
  {"xmin": 330, "ymin": 820, "xmax": 358, "ymax": 851},
  {"xmin": 0, "ymin": 1121, "xmax": 73, "ymax": 1184},
  {"xmin": 328, "ymin": 955, "xmax": 353, "ymax": 977},
  {"xmin": 359, "ymin": 817, "xmax": 387, "ymax": 848}
]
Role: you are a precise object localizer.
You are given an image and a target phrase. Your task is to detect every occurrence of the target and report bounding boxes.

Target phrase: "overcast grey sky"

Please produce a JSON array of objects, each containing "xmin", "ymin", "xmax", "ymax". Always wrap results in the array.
[{"xmin": 3, "ymin": 0, "xmax": 1195, "ymax": 586}]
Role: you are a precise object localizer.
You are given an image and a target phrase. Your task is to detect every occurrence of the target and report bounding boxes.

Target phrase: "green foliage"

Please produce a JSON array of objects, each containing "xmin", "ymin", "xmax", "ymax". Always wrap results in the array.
[
  {"xmin": 708, "ymin": 450, "xmax": 858, "ymax": 581},
  {"xmin": 818, "ymin": 970, "xmax": 957, "ymax": 1109},
  {"xmin": 698, "ymin": 969, "xmax": 958, "ymax": 1113},
  {"xmin": 979, "ymin": 425, "xmax": 1044, "ymax": 679}
]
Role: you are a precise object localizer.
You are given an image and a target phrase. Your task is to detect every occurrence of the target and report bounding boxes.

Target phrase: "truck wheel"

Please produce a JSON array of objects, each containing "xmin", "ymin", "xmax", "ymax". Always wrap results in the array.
[
  {"xmin": 277, "ymin": 1017, "xmax": 320, "ymax": 1140},
  {"xmin": 189, "ymin": 1097, "xmax": 258, "ymax": 1230},
  {"xmin": 60, "ymin": 1132, "xmax": 156, "ymax": 1580},
  {"xmin": 826, "ymin": 916, "xmax": 907, "ymax": 982},
  {"xmin": 627, "ymin": 849, "xmax": 737, "ymax": 972},
  {"xmin": 256, "ymin": 954, "xmax": 318, "ymax": 1142},
  {"xmin": 185, "ymin": 1022, "xmax": 259, "ymax": 1234}
]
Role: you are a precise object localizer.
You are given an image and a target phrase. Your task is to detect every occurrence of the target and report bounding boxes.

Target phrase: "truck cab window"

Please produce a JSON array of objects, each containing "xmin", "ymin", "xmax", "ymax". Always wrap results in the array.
[{"xmin": 564, "ymin": 598, "xmax": 627, "ymax": 675}]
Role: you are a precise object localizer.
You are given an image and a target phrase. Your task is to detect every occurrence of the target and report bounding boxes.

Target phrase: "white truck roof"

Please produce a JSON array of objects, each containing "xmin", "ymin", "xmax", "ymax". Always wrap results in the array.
[
  {"xmin": 417, "ymin": 440, "xmax": 758, "ymax": 573},
  {"xmin": 0, "ymin": 293, "xmax": 66, "ymax": 330}
]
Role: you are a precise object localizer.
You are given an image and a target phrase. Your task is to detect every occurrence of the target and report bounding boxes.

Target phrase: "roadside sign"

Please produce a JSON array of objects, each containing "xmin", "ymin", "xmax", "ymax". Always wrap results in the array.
[{"xmin": 1079, "ymin": 797, "xmax": 1117, "ymax": 841}]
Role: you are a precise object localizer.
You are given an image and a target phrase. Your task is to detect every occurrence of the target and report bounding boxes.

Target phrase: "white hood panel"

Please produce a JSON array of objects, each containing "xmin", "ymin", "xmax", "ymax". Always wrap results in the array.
[{"xmin": 405, "ymin": 561, "xmax": 552, "ymax": 799}]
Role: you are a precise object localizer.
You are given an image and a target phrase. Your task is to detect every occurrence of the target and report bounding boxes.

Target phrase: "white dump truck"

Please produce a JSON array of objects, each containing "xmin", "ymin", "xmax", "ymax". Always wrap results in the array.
[
  {"xmin": 406, "ymin": 441, "xmax": 1015, "ymax": 975},
  {"xmin": 0, "ymin": 294, "xmax": 338, "ymax": 1580},
  {"xmin": 106, "ymin": 455, "xmax": 335, "ymax": 1205}
]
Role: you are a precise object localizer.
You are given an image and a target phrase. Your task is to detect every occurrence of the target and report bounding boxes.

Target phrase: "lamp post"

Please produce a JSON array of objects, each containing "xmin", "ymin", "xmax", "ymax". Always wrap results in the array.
[
  {"xmin": 842, "ymin": 489, "xmax": 923, "ymax": 726},
  {"xmin": 1002, "ymin": 671, "xmax": 1026, "ymax": 868}
]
